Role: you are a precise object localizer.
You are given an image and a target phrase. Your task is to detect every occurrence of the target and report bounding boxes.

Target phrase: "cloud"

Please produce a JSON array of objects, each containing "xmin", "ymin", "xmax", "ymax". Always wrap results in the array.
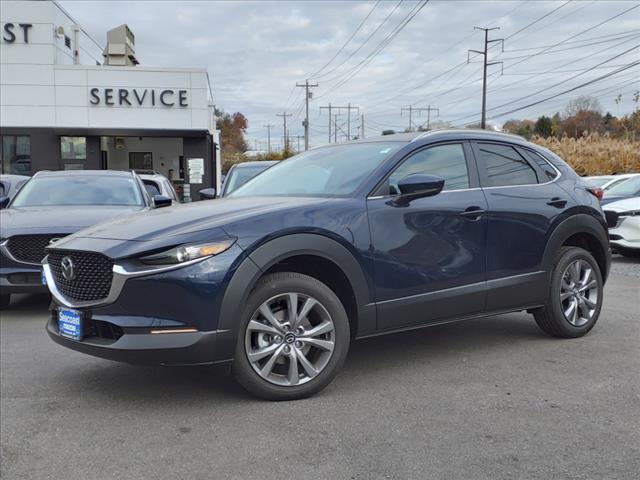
[{"xmin": 61, "ymin": 0, "xmax": 640, "ymax": 147}]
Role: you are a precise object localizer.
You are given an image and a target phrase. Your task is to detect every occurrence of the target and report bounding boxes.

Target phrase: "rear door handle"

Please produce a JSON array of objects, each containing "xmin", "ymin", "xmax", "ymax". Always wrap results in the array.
[
  {"xmin": 459, "ymin": 206, "xmax": 486, "ymax": 220},
  {"xmin": 547, "ymin": 197, "xmax": 567, "ymax": 208}
]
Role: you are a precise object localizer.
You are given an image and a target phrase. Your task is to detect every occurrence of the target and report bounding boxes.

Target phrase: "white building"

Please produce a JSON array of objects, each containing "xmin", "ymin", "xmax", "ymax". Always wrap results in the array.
[{"xmin": 1, "ymin": 0, "xmax": 220, "ymax": 198}]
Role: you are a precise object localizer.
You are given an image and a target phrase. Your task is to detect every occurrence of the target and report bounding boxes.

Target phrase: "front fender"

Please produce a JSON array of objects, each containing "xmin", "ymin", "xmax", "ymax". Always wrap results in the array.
[{"xmin": 214, "ymin": 233, "xmax": 375, "ymax": 362}]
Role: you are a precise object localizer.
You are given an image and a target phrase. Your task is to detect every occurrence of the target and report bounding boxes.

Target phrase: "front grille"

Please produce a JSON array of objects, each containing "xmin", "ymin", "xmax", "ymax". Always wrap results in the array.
[
  {"xmin": 49, "ymin": 250, "xmax": 114, "ymax": 303},
  {"xmin": 7, "ymin": 234, "xmax": 66, "ymax": 264}
]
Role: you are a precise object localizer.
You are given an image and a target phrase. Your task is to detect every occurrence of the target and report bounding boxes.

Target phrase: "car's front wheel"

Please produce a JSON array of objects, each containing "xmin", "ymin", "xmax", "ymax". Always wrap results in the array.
[
  {"xmin": 232, "ymin": 272, "xmax": 350, "ymax": 400},
  {"xmin": 533, "ymin": 246, "xmax": 603, "ymax": 338}
]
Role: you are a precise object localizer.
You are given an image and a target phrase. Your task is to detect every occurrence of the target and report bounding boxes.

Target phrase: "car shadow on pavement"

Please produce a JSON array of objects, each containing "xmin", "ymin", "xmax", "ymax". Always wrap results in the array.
[
  {"xmin": 4, "ymin": 294, "xmax": 558, "ymax": 403},
  {"xmin": 61, "ymin": 312, "xmax": 547, "ymax": 404},
  {"xmin": 3, "ymin": 293, "xmax": 51, "ymax": 312}
]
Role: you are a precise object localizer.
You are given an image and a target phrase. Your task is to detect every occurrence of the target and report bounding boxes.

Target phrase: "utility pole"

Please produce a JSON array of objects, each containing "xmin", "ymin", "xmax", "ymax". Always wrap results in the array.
[
  {"xmin": 361, "ymin": 114, "xmax": 365, "ymax": 139},
  {"xmin": 320, "ymin": 103, "xmax": 333, "ymax": 143},
  {"xmin": 332, "ymin": 113, "xmax": 343, "ymax": 143},
  {"xmin": 468, "ymin": 26, "xmax": 503, "ymax": 129},
  {"xmin": 321, "ymin": 104, "xmax": 359, "ymax": 141},
  {"xmin": 263, "ymin": 124, "xmax": 274, "ymax": 152},
  {"xmin": 296, "ymin": 79, "xmax": 318, "ymax": 151},
  {"xmin": 276, "ymin": 111, "xmax": 292, "ymax": 151},
  {"xmin": 292, "ymin": 135, "xmax": 304, "ymax": 152},
  {"xmin": 401, "ymin": 105, "xmax": 439, "ymax": 132},
  {"xmin": 425, "ymin": 105, "xmax": 439, "ymax": 130}
]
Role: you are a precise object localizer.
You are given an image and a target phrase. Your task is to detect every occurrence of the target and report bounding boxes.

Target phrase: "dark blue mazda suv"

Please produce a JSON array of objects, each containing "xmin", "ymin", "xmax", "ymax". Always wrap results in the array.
[{"xmin": 44, "ymin": 130, "xmax": 611, "ymax": 400}]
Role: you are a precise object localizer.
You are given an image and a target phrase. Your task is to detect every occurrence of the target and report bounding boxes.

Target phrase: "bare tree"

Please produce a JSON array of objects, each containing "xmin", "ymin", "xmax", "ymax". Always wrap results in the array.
[{"xmin": 565, "ymin": 96, "xmax": 602, "ymax": 117}]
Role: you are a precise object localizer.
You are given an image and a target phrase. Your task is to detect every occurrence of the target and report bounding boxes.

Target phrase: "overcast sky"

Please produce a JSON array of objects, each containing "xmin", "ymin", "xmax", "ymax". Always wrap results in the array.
[{"xmin": 61, "ymin": 0, "xmax": 640, "ymax": 150}]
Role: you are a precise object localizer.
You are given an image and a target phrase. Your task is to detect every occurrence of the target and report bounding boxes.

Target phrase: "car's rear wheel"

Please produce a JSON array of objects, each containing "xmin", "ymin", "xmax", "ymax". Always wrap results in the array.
[
  {"xmin": 0, "ymin": 294, "xmax": 10, "ymax": 310},
  {"xmin": 232, "ymin": 272, "xmax": 350, "ymax": 400},
  {"xmin": 533, "ymin": 246, "xmax": 603, "ymax": 338}
]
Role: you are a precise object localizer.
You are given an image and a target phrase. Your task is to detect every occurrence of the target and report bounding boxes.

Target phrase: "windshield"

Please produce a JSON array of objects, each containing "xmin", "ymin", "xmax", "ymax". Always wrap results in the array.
[
  {"xmin": 231, "ymin": 143, "xmax": 402, "ymax": 197},
  {"xmin": 224, "ymin": 165, "xmax": 272, "ymax": 195},
  {"xmin": 12, "ymin": 175, "xmax": 144, "ymax": 207},
  {"xmin": 586, "ymin": 177, "xmax": 613, "ymax": 188},
  {"xmin": 607, "ymin": 176, "xmax": 640, "ymax": 196}
]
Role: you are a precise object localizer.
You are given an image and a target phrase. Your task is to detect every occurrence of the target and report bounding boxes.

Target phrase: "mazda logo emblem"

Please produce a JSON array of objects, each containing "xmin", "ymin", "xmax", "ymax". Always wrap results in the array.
[{"xmin": 61, "ymin": 256, "xmax": 75, "ymax": 281}]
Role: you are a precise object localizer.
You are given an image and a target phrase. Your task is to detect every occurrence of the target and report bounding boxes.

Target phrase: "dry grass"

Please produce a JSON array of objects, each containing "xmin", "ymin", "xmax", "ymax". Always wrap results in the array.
[{"xmin": 530, "ymin": 134, "xmax": 640, "ymax": 176}]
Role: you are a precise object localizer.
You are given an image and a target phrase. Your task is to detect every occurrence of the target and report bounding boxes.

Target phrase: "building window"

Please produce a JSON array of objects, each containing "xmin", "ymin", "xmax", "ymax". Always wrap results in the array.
[
  {"xmin": 61, "ymin": 137, "xmax": 87, "ymax": 170},
  {"xmin": 1, "ymin": 135, "xmax": 32, "ymax": 175},
  {"xmin": 129, "ymin": 152, "xmax": 153, "ymax": 170}
]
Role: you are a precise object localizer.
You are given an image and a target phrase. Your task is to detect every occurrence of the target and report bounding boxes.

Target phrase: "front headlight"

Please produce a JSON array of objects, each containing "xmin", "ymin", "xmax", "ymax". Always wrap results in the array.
[{"xmin": 139, "ymin": 239, "xmax": 235, "ymax": 265}]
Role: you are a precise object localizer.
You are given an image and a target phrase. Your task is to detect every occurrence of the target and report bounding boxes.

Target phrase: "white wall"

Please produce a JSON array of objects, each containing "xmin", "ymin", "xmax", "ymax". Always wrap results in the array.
[{"xmin": 1, "ymin": 0, "xmax": 210, "ymax": 131}]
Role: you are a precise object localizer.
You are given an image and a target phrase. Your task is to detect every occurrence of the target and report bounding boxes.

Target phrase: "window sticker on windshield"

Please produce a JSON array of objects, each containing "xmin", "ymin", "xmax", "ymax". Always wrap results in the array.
[{"xmin": 379, "ymin": 148, "xmax": 392, "ymax": 154}]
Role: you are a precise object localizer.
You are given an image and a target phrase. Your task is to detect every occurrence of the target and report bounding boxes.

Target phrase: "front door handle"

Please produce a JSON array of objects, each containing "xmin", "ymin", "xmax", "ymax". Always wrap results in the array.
[
  {"xmin": 459, "ymin": 206, "xmax": 486, "ymax": 221},
  {"xmin": 547, "ymin": 197, "xmax": 567, "ymax": 208}
]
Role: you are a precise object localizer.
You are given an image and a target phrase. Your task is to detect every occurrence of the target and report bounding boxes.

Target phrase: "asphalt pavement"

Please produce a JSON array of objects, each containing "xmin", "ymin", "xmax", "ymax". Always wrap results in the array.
[{"xmin": 1, "ymin": 257, "xmax": 639, "ymax": 480}]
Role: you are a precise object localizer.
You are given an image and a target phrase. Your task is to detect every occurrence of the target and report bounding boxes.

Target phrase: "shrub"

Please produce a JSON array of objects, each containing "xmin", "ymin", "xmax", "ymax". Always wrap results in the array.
[{"xmin": 530, "ymin": 134, "xmax": 640, "ymax": 176}]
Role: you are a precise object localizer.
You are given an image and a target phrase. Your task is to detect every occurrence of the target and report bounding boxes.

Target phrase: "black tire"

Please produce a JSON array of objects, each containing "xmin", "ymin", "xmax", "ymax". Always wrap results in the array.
[
  {"xmin": 0, "ymin": 294, "xmax": 10, "ymax": 310},
  {"xmin": 232, "ymin": 272, "xmax": 350, "ymax": 401},
  {"xmin": 533, "ymin": 246, "xmax": 603, "ymax": 338}
]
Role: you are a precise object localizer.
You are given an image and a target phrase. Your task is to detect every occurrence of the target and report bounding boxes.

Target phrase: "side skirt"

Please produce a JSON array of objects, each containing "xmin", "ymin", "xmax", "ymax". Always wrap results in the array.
[{"xmin": 355, "ymin": 304, "xmax": 545, "ymax": 341}]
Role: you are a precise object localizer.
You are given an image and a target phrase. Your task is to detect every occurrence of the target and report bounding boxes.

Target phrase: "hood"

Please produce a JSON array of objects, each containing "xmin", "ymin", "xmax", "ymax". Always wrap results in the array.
[
  {"xmin": 601, "ymin": 194, "xmax": 635, "ymax": 206},
  {"xmin": 62, "ymin": 196, "xmax": 330, "ymax": 242},
  {"xmin": 602, "ymin": 197, "xmax": 640, "ymax": 213},
  {"xmin": 0, "ymin": 205, "xmax": 144, "ymax": 237}
]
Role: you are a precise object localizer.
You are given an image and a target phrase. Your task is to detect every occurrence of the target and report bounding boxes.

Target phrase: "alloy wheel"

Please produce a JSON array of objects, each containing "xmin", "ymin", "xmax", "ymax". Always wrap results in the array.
[
  {"xmin": 245, "ymin": 292, "xmax": 336, "ymax": 386},
  {"xmin": 559, "ymin": 259, "xmax": 599, "ymax": 327}
]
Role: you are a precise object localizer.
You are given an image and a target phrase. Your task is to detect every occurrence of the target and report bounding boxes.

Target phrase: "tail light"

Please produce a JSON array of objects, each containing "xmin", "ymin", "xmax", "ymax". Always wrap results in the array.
[{"xmin": 586, "ymin": 187, "xmax": 604, "ymax": 201}]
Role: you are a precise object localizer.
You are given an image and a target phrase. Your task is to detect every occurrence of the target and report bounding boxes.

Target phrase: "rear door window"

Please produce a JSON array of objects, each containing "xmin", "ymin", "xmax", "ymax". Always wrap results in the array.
[
  {"xmin": 474, "ymin": 142, "xmax": 539, "ymax": 187},
  {"xmin": 518, "ymin": 148, "xmax": 558, "ymax": 182}
]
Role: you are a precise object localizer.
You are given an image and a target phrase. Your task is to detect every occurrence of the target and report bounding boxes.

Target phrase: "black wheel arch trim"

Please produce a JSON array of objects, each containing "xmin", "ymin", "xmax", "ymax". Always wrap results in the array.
[
  {"xmin": 215, "ymin": 233, "xmax": 375, "ymax": 362},
  {"xmin": 542, "ymin": 212, "xmax": 611, "ymax": 282}
]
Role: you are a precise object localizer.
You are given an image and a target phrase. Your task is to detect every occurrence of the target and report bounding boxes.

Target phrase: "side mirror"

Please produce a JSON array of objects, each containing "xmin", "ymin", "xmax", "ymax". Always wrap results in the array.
[
  {"xmin": 0, "ymin": 196, "xmax": 10, "ymax": 209},
  {"xmin": 199, "ymin": 188, "xmax": 217, "ymax": 200},
  {"xmin": 391, "ymin": 174, "xmax": 444, "ymax": 207},
  {"xmin": 152, "ymin": 195, "xmax": 172, "ymax": 208}
]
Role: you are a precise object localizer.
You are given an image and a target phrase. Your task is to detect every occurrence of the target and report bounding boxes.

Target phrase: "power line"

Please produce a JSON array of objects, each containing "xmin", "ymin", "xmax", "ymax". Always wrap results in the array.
[
  {"xmin": 313, "ymin": 0, "xmax": 403, "ymax": 81},
  {"xmin": 308, "ymin": 1, "xmax": 381, "ymax": 79},
  {"xmin": 316, "ymin": 0, "xmax": 430, "ymax": 98},
  {"xmin": 360, "ymin": 0, "xmax": 567, "ymax": 109},
  {"xmin": 485, "ymin": 60, "xmax": 640, "ymax": 121},
  {"xmin": 504, "ymin": 0, "xmax": 572, "ymax": 41},
  {"xmin": 452, "ymin": 40, "xmax": 640, "ymax": 124},
  {"xmin": 504, "ymin": 3, "xmax": 640, "ymax": 72}
]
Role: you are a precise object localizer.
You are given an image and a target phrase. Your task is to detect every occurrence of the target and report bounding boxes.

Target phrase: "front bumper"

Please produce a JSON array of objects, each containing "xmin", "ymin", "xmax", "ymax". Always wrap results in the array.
[
  {"xmin": 0, "ymin": 252, "xmax": 47, "ymax": 295},
  {"xmin": 609, "ymin": 215, "xmax": 640, "ymax": 253},
  {"xmin": 46, "ymin": 314, "xmax": 228, "ymax": 366},
  {"xmin": 44, "ymin": 243, "xmax": 246, "ymax": 365}
]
